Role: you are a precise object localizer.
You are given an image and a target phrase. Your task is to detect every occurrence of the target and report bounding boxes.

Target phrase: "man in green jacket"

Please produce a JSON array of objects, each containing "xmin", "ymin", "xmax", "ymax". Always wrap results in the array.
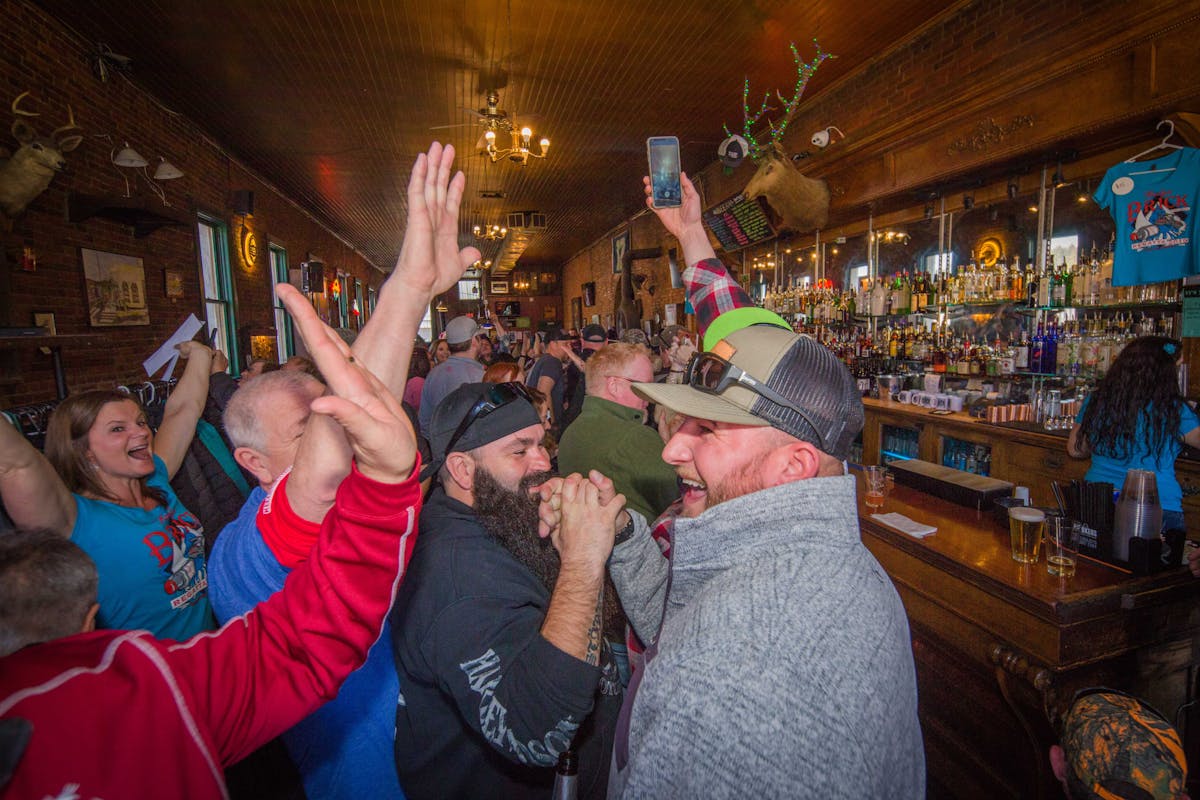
[{"xmin": 558, "ymin": 342, "xmax": 677, "ymax": 521}]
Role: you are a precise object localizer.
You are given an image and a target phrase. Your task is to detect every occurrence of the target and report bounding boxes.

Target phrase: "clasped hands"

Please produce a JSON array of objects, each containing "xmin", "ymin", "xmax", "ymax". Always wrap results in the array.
[{"xmin": 537, "ymin": 471, "xmax": 628, "ymax": 569}]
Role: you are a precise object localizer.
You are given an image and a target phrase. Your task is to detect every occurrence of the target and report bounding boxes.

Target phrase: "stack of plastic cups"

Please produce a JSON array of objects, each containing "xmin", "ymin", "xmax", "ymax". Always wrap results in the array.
[{"xmin": 1113, "ymin": 470, "xmax": 1162, "ymax": 561}]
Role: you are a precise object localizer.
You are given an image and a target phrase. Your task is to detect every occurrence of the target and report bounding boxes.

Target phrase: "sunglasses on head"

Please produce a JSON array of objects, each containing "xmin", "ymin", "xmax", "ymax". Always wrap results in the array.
[
  {"xmin": 684, "ymin": 351, "xmax": 828, "ymax": 452},
  {"xmin": 445, "ymin": 382, "xmax": 534, "ymax": 454}
]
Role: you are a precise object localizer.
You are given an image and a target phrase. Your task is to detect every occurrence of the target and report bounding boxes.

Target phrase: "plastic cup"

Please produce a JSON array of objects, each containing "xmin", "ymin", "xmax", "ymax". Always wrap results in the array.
[
  {"xmin": 864, "ymin": 466, "xmax": 888, "ymax": 509},
  {"xmin": 1045, "ymin": 515, "xmax": 1077, "ymax": 577},
  {"xmin": 1119, "ymin": 469, "xmax": 1160, "ymax": 505},
  {"xmin": 1009, "ymin": 506, "xmax": 1045, "ymax": 564}
]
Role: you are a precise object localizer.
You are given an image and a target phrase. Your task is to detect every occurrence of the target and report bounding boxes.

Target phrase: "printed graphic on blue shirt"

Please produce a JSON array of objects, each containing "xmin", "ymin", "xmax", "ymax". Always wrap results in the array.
[
  {"xmin": 144, "ymin": 508, "xmax": 207, "ymax": 607},
  {"xmin": 1128, "ymin": 191, "xmax": 1190, "ymax": 253}
]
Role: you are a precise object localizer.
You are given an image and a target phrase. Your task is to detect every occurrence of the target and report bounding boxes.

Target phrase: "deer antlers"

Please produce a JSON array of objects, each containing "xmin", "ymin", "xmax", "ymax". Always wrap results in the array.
[
  {"xmin": 11, "ymin": 91, "xmax": 82, "ymax": 147},
  {"xmin": 724, "ymin": 40, "xmax": 834, "ymax": 160},
  {"xmin": 51, "ymin": 105, "xmax": 82, "ymax": 145},
  {"xmin": 12, "ymin": 91, "xmax": 39, "ymax": 118}
]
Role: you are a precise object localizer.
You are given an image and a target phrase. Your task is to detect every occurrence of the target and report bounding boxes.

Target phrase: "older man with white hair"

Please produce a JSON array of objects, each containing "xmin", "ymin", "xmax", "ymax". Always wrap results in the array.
[{"xmin": 207, "ymin": 141, "xmax": 480, "ymax": 800}]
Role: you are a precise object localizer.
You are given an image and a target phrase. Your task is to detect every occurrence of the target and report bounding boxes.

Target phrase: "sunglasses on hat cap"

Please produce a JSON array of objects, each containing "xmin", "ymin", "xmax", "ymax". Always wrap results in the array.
[
  {"xmin": 445, "ymin": 382, "xmax": 534, "ymax": 454},
  {"xmin": 685, "ymin": 351, "xmax": 828, "ymax": 452}
]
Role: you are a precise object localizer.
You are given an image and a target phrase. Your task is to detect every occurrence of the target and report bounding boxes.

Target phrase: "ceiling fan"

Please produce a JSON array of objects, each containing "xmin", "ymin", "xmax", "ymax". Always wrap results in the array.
[{"xmin": 430, "ymin": 91, "xmax": 516, "ymax": 134}]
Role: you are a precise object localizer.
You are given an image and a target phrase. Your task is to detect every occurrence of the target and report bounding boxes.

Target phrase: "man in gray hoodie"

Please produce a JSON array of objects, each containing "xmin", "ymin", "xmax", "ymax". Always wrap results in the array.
[{"xmin": 591, "ymin": 323, "xmax": 926, "ymax": 799}]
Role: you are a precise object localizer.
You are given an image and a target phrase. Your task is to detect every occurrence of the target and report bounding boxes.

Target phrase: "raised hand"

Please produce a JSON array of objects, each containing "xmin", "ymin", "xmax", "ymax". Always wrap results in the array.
[
  {"xmin": 391, "ymin": 142, "xmax": 481, "ymax": 303},
  {"xmin": 278, "ymin": 283, "xmax": 416, "ymax": 484},
  {"xmin": 175, "ymin": 340, "xmax": 213, "ymax": 361},
  {"xmin": 642, "ymin": 171, "xmax": 702, "ymax": 240}
]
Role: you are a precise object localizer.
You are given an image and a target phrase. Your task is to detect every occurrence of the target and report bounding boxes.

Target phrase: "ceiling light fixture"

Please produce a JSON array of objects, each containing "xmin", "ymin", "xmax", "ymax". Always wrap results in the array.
[
  {"xmin": 484, "ymin": 127, "xmax": 550, "ymax": 166},
  {"xmin": 473, "ymin": 223, "xmax": 507, "ymax": 241}
]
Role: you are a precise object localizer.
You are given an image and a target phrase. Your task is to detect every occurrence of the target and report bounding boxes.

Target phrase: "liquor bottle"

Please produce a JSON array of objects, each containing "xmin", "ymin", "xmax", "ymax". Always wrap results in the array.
[
  {"xmin": 1056, "ymin": 321, "xmax": 1071, "ymax": 376},
  {"xmin": 552, "ymin": 751, "xmax": 578, "ymax": 800},
  {"xmin": 870, "ymin": 278, "xmax": 887, "ymax": 317},
  {"xmin": 1009, "ymin": 257, "xmax": 1024, "ymax": 302},
  {"xmin": 911, "ymin": 270, "xmax": 928, "ymax": 312},
  {"xmin": 1014, "ymin": 327, "xmax": 1030, "ymax": 371},
  {"xmin": 1030, "ymin": 322, "xmax": 1046, "ymax": 373},
  {"xmin": 1044, "ymin": 321, "xmax": 1058, "ymax": 375},
  {"xmin": 1037, "ymin": 263, "xmax": 1052, "ymax": 308},
  {"xmin": 1026, "ymin": 260, "xmax": 1039, "ymax": 308}
]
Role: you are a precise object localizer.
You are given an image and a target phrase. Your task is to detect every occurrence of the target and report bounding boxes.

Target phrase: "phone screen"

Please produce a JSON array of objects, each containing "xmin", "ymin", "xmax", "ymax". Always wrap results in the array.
[{"xmin": 647, "ymin": 136, "xmax": 682, "ymax": 208}]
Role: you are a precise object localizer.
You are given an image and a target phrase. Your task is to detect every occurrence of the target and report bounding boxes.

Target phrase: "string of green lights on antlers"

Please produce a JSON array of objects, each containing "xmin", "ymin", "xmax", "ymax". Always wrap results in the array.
[{"xmin": 724, "ymin": 39, "xmax": 835, "ymax": 160}]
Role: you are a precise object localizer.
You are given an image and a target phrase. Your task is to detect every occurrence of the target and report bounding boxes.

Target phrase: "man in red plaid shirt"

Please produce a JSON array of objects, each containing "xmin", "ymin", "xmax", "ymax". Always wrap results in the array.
[
  {"xmin": 652, "ymin": 171, "xmax": 792, "ymax": 352},
  {"xmin": 623, "ymin": 170, "xmax": 795, "ymax": 667}
]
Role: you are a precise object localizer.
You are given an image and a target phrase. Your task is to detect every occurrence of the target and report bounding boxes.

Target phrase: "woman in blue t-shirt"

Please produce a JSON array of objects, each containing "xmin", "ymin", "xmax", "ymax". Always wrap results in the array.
[
  {"xmin": 1067, "ymin": 336, "xmax": 1200, "ymax": 532},
  {"xmin": 0, "ymin": 341, "xmax": 217, "ymax": 639}
]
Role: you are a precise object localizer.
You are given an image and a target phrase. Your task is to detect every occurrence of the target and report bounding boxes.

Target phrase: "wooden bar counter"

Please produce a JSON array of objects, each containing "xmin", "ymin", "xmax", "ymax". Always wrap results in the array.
[
  {"xmin": 855, "ymin": 472, "xmax": 1200, "ymax": 798},
  {"xmin": 861, "ymin": 396, "xmax": 1200, "ymax": 535}
]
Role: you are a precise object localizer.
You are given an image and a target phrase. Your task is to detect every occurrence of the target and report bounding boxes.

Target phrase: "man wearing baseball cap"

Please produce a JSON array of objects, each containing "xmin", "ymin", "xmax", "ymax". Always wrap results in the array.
[
  {"xmin": 561, "ymin": 324, "xmax": 610, "ymax": 429},
  {"xmin": 417, "ymin": 315, "xmax": 486, "ymax": 437},
  {"xmin": 600, "ymin": 320, "xmax": 924, "ymax": 797},
  {"xmin": 1052, "ymin": 690, "xmax": 1188, "ymax": 799},
  {"xmin": 390, "ymin": 382, "xmax": 624, "ymax": 799},
  {"xmin": 526, "ymin": 326, "xmax": 575, "ymax": 430}
]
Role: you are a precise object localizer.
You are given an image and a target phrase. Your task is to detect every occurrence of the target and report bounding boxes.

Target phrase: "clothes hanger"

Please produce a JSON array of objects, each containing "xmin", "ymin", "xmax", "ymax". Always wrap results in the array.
[{"xmin": 1124, "ymin": 120, "xmax": 1183, "ymax": 175}]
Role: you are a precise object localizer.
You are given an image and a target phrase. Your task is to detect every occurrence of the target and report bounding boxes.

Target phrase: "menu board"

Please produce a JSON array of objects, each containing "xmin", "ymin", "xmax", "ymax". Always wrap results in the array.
[{"xmin": 702, "ymin": 192, "xmax": 776, "ymax": 251}]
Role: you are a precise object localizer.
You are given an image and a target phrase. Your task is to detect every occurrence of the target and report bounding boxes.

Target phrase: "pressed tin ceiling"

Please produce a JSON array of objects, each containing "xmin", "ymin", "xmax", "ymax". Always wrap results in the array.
[{"xmin": 33, "ymin": 0, "xmax": 961, "ymax": 271}]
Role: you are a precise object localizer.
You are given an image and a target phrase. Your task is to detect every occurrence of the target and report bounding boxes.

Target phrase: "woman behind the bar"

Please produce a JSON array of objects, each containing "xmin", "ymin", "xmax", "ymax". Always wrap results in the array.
[{"xmin": 1067, "ymin": 335, "xmax": 1200, "ymax": 532}]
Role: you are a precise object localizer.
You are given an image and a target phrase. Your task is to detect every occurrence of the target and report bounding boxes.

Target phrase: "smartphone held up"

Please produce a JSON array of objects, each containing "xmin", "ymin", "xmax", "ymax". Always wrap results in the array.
[{"xmin": 647, "ymin": 136, "xmax": 682, "ymax": 208}]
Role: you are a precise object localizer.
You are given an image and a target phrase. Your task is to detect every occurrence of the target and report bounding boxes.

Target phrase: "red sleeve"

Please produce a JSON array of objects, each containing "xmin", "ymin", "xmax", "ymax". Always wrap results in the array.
[
  {"xmin": 166, "ymin": 457, "xmax": 422, "ymax": 766},
  {"xmin": 258, "ymin": 471, "xmax": 323, "ymax": 569}
]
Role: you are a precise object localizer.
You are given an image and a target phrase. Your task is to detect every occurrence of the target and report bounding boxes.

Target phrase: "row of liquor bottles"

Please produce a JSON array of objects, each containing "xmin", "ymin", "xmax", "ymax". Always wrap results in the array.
[
  {"xmin": 760, "ymin": 241, "xmax": 1180, "ymax": 319},
  {"xmin": 800, "ymin": 312, "xmax": 1174, "ymax": 380}
]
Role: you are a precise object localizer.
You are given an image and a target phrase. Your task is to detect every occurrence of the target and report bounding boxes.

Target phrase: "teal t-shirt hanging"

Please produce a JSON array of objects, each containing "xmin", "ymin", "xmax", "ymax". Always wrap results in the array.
[{"xmin": 1093, "ymin": 146, "xmax": 1200, "ymax": 286}]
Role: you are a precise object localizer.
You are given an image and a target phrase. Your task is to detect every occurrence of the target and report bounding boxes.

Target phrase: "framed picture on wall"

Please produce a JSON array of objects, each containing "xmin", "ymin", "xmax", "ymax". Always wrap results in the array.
[
  {"xmin": 543, "ymin": 305, "xmax": 557, "ymax": 320},
  {"xmin": 81, "ymin": 248, "xmax": 149, "ymax": 327},
  {"xmin": 612, "ymin": 229, "xmax": 630, "ymax": 274},
  {"xmin": 582, "ymin": 281, "xmax": 596, "ymax": 307},
  {"xmin": 570, "ymin": 297, "xmax": 582, "ymax": 329},
  {"xmin": 490, "ymin": 279, "xmax": 509, "ymax": 295}
]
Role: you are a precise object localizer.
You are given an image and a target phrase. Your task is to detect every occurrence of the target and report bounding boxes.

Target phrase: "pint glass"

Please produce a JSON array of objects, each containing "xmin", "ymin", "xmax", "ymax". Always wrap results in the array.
[{"xmin": 1009, "ymin": 506, "xmax": 1045, "ymax": 563}]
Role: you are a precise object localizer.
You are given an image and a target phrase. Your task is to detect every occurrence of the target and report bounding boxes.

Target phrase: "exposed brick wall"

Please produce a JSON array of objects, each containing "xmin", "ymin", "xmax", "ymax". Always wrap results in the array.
[
  {"xmin": 0, "ymin": 0, "xmax": 383, "ymax": 407},
  {"xmin": 559, "ymin": 0, "xmax": 1200, "ymax": 324}
]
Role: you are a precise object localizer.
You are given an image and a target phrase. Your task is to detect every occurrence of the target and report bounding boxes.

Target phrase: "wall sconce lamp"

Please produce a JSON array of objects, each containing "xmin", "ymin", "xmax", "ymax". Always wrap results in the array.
[
  {"xmin": 112, "ymin": 141, "xmax": 184, "ymax": 204},
  {"xmin": 1076, "ymin": 181, "xmax": 1091, "ymax": 203}
]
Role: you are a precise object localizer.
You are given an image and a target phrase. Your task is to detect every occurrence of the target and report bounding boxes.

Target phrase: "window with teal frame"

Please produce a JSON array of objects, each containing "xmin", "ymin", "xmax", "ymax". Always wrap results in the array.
[
  {"xmin": 354, "ymin": 279, "xmax": 365, "ymax": 328},
  {"xmin": 269, "ymin": 243, "xmax": 294, "ymax": 360},
  {"xmin": 197, "ymin": 215, "xmax": 240, "ymax": 375},
  {"xmin": 337, "ymin": 272, "xmax": 349, "ymax": 328}
]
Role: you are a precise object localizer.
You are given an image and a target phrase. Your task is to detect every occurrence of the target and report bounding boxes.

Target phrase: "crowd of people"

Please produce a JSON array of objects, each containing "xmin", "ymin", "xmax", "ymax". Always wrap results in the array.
[{"xmin": 0, "ymin": 148, "xmax": 1191, "ymax": 800}]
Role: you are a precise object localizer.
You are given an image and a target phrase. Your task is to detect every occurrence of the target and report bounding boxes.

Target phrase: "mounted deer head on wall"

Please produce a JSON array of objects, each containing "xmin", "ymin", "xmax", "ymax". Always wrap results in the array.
[
  {"xmin": 0, "ymin": 92, "xmax": 84, "ymax": 220},
  {"xmin": 729, "ymin": 42, "xmax": 833, "ymax": 234}
]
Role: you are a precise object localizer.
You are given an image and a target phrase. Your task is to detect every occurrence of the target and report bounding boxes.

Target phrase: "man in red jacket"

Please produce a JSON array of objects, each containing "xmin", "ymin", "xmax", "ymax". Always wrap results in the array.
[{"xmin": 0, "ymin": 142, "xmax": 478, "ymax": 800}]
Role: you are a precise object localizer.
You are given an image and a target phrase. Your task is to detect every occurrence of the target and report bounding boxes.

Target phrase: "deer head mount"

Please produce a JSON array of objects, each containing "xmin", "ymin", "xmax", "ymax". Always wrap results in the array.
[
  {"xmin": 726, "ymin": 42, "xmax": 833, "ymax": 234},
  {"xmin": 0, "ymin": 92, "xmax": 83, "ymax": 219}
]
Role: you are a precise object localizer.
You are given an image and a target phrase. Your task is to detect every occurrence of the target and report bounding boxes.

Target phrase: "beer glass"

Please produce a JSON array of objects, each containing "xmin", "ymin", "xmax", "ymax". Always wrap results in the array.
[
  {"xmin": 1045, "ymin": 515, "xmax": 1077, "ymax": 577},
  {"xmin": 1008, "ymin": 506, "xmax": 1045, "ymax": 563},
  {"xmin": 864, "ymin": 466, "xmax": 887, "ymax": 509}
]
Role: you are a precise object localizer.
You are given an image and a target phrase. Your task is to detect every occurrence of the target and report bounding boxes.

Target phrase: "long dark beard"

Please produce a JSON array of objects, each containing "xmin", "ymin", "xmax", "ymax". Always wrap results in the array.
[{"xmin": 473, "ymin": 467, "xmax": 560, "ymax": 591}]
